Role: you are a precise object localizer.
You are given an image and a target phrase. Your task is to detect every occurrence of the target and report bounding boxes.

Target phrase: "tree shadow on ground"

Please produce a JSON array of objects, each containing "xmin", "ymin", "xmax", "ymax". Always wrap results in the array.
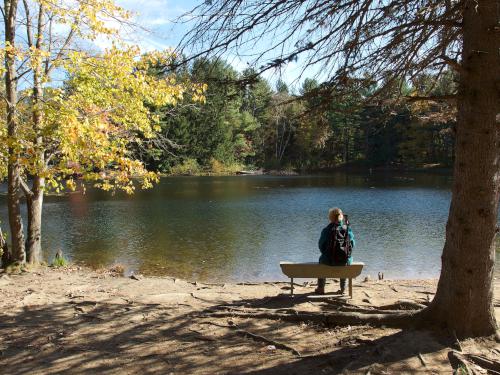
[
  {"xmin": 246, "ymin": 329, "xmax": 449, "ymax": 374},
  {"xmin": 0, "ymin": 294, "xmax": 453, "ymax": 374}
]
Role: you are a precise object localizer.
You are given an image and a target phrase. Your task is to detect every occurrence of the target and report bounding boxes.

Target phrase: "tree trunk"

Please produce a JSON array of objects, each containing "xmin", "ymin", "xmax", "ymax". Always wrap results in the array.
[
  {"xmin": 427, "ymin": 0, "xmax": 499, "ymax": 337},
  {"xmin": 0, "ymin": 223, "xmax": 10, "ymax": 266},
  {"xmin": 4, "ymin": 0, "xmax": 25, "ymax": 263},
  {"xmin": 26, "ymin": 177, "xmax": 44, "ymax": 264},
  {"xmin": 25, "ymin": 7, "xmax": 45, "ymax": 264},
  {"xmin": 344, "ymin": 124, "xmax": 349, "ymax": 163}
]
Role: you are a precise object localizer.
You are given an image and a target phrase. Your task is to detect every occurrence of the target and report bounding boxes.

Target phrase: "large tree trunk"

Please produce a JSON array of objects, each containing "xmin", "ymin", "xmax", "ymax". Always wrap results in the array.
[
  {"xmin": 4, "ymin": 0, "xmax": 25, "ymax": 263},
  {"xmin": 26, "ymin": 177, "xmax": 44, "ymax": 264},
  {"xmin": 427, "ymin": 0, "xmax": 499, "ymax": 337}
]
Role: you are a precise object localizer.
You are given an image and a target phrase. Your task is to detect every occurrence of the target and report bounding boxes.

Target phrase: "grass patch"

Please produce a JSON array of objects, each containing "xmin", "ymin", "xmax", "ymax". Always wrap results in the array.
[{"xmin": 51, "ymin": 254, "xmax": 68, "ymax": 267}]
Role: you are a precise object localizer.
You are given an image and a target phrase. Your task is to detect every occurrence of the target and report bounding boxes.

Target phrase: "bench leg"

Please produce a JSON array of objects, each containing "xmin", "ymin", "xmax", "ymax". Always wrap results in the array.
[
  {"xmin": 349, "ymin": 278, "xmax": 353, "ymax": 298},
  {"xmin": 290, "ymin": 278, "xmax": 294, "ymax": 296}
]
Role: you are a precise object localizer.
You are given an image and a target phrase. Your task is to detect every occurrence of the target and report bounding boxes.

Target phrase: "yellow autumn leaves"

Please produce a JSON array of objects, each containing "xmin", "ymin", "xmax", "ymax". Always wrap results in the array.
[{"xmin": 0, "ymin": 0, "xmax": 206, "ymax": 194}]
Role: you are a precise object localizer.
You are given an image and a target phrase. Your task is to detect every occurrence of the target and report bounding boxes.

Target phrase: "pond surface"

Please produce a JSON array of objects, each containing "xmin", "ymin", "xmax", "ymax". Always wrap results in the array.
[{"xmin": 1, "ymin": 172, "xmax": 497, "ymax": 282}]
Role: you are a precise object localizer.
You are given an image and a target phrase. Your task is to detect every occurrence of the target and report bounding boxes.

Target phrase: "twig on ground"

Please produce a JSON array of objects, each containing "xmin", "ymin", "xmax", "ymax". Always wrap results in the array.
[
  {"xmin": 418, "ymin": 353, "xmax": 427, "ymax": 367},
  {"xmin": 188, "ymin": 328, "xmax": 217, "ymax": 341},
  {"xmin": 236, "ymin": 329, "xmax": 302, "ymax": 357},
  {"xmin": 200, "ymin": 320, "xmax": 301, "ymax": 356},
  {"xmin": 452, "ymin": 330, "xmax": 463, "ymax": 352},
  {"xmin": 198, "ymin": 321, "xmax": 231, "ymax": 328},
  {"xmin": 415, "ymin": 291, "xmax": 435, "ymax": 296}
]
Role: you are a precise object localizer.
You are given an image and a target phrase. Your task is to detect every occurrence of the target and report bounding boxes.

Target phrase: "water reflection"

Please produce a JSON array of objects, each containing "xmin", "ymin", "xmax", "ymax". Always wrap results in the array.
[{"xmin": 1, "ymin": 172, "xmax": 497, "ymax": 281}]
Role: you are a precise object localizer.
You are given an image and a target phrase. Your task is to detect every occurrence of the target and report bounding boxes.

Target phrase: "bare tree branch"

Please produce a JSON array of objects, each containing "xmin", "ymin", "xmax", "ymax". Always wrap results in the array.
[{"xmin": 179, "ymin": 0, "xmax": 464, "ymax": 99}]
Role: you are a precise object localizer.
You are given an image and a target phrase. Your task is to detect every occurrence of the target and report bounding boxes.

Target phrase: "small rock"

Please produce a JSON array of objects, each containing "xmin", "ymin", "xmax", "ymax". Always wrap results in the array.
[
  {"xmin": 130, "ymin": 274, "xmax": 143, "ymax": 281},
  {"xmin": 363, "ymin": 276, "xmax": 370, "ymax": 282},
  {"xmin": 266, "ymin": 345, "xmax": 276, "ymax": 351}
]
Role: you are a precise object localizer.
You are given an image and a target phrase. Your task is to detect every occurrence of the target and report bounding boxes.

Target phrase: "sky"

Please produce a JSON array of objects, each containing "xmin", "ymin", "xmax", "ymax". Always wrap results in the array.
[{"xmin": 107, "ymin": 0, "xmax": 314, "ymax": 91}]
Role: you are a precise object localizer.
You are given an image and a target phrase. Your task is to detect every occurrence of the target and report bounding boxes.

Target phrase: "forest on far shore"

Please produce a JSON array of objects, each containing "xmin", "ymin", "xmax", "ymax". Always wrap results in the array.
[{"xmin": 138, "ymin": 58, "xmax": 457, "ymax": 175}]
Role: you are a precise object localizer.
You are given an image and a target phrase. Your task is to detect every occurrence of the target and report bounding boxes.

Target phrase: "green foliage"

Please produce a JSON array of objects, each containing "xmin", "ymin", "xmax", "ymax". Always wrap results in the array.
[
  {"xmin": 134, "ymin": 58, "xmax": 455, "ymax": 172},
  {"xmin": 51, "ymin": 255, "xmax": 68, "ymax": 268}
]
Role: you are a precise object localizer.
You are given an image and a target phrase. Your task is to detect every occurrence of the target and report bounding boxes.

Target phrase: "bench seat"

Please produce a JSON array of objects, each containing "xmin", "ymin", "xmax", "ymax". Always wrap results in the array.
[{"xmin": 280, "ymin": 262, "xmax": 364, "ymax": 298}]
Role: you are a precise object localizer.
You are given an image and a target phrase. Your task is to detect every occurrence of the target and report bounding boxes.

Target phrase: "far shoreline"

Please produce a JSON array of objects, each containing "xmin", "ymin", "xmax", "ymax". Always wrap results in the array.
[{"xmin": 159, "ymin": 163, "xmax": 453, "ymax": 177}]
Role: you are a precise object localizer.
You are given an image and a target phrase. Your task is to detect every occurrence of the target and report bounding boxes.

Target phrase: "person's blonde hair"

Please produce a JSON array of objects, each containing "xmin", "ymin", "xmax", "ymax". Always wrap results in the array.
[{"xmin": 328, "ymin": 207, "xmax": 343, "ymax": 222}]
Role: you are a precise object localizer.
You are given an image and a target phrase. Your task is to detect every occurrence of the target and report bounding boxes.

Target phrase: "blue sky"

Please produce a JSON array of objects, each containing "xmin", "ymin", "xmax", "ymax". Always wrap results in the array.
[
  {"xmin": 111, "ymin": 0, "xmax": 314, "ymax": 91},
  {"xmin": 112, "ymin": 0, "xmax": 196, "ymax": 51}
]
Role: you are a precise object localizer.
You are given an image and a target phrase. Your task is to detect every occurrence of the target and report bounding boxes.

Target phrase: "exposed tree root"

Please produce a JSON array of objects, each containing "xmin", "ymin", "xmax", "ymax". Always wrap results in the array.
[
  {"xmin": 324, "ymin": 304, "xmax": 403, "ymax": 315},
  {"xmin": 448, "ymin": 351, "xmax": 474, "ymax": 374},
  {"xmin": 204, "ymin": 308, "xmax": 425, "ymax": 328},
  {"xmin": 377, "ymin": 300, "xmax": 428, "ymax": 310},
  {"xmin": 447, "ymin": 350, "xmax": 500, "ymax": 375},
  {"xmin": 468, "ymin": 354, "xmax": 500, "ymax": 374}
]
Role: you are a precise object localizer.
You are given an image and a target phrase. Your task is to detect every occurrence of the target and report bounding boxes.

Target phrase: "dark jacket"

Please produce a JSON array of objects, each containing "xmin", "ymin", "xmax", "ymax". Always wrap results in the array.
[{"xmin": 318, "ymin": 221, "xmax": 355, "ymax": 265}]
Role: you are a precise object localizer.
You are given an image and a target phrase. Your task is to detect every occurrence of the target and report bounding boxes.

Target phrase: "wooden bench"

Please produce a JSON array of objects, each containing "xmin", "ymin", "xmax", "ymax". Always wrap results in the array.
[{"xmin": 280, "ymin": 262, "xmax": 365, "ymax": 298}]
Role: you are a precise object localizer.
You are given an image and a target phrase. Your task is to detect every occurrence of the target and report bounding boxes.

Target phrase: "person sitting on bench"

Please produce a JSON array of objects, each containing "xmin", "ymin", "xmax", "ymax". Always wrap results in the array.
[{"xmin": 315, "ymin": 207, "xmax": 355, "ymax": 295}]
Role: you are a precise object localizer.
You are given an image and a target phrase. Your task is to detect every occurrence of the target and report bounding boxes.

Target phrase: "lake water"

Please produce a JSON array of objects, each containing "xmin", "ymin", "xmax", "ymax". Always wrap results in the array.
[{"xmin": 1, "ymin": 172, "xmax": 498, "ymax": 282}]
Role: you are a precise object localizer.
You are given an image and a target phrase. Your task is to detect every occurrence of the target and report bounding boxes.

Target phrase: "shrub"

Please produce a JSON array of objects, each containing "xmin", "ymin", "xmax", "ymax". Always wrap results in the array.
[
  {"xmin": 109, "ymin": 264, "xmax": 125, "ymax": 276},
  {"xmin": 209, "ymin": 158, "xmax": 245, "ymax": 175},
  {"xmin": 209, "ymin": 158, "xmax": 224, "ymax": 174},
  {"xmin": 169, "ymin": 158, "xmax": 201, "ymax": 175}
]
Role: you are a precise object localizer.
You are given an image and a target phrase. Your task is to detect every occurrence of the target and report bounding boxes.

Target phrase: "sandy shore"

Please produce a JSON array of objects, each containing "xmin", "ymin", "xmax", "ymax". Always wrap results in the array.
[{"xmin": 0, "ymin": 266, "xmax": 498, "ymax": 374}]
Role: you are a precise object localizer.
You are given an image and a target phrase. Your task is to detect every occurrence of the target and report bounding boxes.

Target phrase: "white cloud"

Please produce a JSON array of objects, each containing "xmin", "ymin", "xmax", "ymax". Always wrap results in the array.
[{"xmin": 90, "ymin": 0, "xmax": 193, "ymax": 52}]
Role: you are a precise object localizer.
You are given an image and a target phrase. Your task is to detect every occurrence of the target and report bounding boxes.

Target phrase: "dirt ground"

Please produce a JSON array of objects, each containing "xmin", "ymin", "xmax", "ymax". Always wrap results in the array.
[{"xmin": 0, "ymin": 267, "xmax": 498, "ymax": 374}]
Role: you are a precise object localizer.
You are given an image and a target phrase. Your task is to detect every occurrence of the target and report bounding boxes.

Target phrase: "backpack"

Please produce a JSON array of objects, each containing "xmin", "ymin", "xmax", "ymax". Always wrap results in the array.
[{"xmin": 327, "ymin": 223, "xmax": 351, "ymax": 264}]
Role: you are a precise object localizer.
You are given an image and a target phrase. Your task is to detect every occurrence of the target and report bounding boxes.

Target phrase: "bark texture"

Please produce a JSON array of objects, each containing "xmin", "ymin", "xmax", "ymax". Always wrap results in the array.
[
  {"xmin": 26, "ymin": 177, "xmax": 44, "ymax": 264},
  {"xmin": 25, "ymin": 8, "xmax": 45, "ymax": 264},
  {"xmin": 427, "ymin": 0, "xmax": 499, "ymax": 337},
  {"xmin": 4, "ymin": 0, "xmax": 25, "ymax": 263}
]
